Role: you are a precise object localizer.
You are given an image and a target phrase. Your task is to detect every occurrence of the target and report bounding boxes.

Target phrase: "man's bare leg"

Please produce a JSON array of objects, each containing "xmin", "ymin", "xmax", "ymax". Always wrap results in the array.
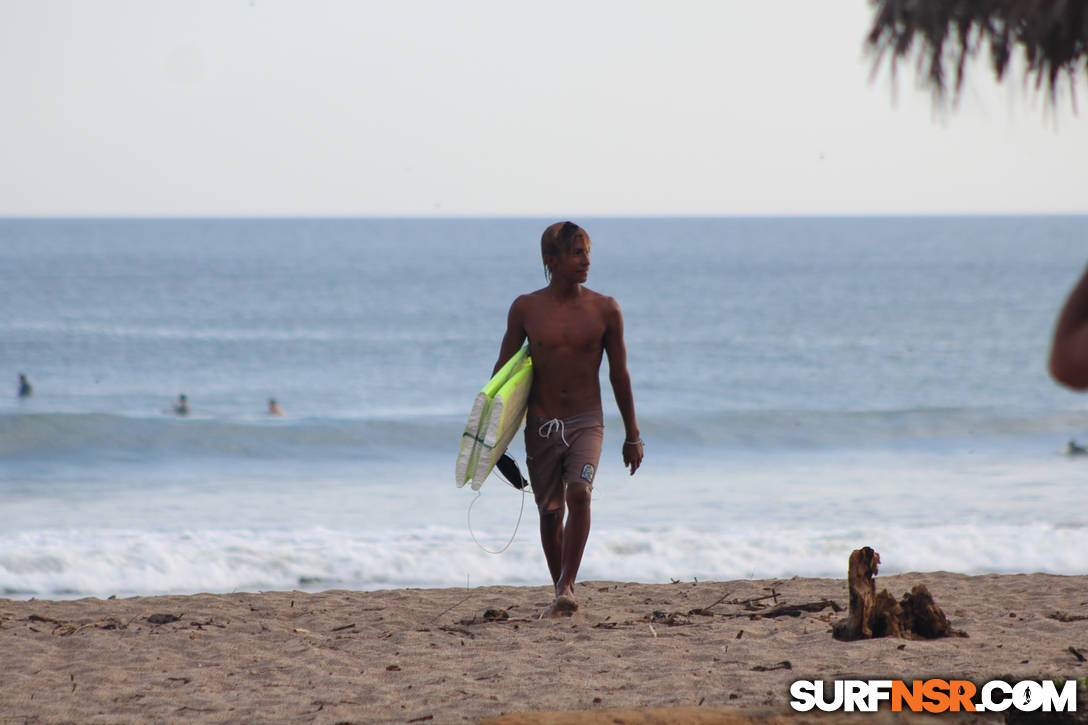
[
  {"xmin": 538, "ymin": 506, "xmax": 563, "ymax": 586},
  {"xmin": 540, "ymin": 481, "xmax": 591, "ymax": 618},
  {"xmin": 557, "ymin": 481, "xmax": 591, "ymax": 596}
]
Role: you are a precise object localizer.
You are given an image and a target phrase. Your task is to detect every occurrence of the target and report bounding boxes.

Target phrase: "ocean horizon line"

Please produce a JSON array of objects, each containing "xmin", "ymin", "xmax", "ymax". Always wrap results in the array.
[{"xmin": 2, "ymin": 212, "xmax": 1087, "ymax": 222}]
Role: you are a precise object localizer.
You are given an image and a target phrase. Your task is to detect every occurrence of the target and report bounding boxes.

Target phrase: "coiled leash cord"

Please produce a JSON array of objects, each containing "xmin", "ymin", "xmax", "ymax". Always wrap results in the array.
[{"xmin": 466, "ymin": 453, "xmax": 529, "ymax": 555}]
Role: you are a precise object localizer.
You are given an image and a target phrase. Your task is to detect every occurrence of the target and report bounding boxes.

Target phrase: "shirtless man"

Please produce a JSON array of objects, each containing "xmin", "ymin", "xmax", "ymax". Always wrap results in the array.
[
  {"xmin": 492, "ymin": 221, "xmax": 643, "ymax": 618},
  {"xmin": 1050, "ymin": 263, "xmax": 1088, "ymax": 390}
]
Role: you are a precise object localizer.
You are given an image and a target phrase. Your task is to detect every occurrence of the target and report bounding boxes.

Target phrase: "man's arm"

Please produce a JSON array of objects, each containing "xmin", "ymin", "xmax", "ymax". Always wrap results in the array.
[
  {"xmin": 603, "ymin": 297, "xmax": 642, "ymax": 474},
  {"xmin": 1050, "ymin": 263, "xmax": 1088, "ymax": 390},
  {"xmin": 493, "ymin": 296, "xmax": 528, "ymax": 375}
]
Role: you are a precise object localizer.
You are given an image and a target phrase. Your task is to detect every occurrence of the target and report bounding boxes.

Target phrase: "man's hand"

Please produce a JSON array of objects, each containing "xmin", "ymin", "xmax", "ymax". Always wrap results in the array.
[{"xmin": 623, "ymin": 439, "xmax": 643, "ymax": 475}]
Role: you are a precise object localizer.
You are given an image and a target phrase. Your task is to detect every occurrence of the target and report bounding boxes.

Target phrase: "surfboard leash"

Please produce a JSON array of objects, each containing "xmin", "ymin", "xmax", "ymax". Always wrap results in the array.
[{"xmin": 466, "ymin": 473, "xmax": 527, "ymax": 555}]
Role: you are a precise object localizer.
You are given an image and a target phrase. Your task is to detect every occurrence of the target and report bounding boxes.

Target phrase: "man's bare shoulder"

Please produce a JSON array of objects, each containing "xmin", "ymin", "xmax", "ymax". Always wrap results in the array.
[
  {"xmin": 514, "ymin": 287, "xmax": 620, "ymax": 317},
  {"xmin": 582, "ymin": 287, "xmax": 622, "ymax": 316},
  {"xmin": 511, "ymin": 288, "xmax": 551, "ymax": 311}
]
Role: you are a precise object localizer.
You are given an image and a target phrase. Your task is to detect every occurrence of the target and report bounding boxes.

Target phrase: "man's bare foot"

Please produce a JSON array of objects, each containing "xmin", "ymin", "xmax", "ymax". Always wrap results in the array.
[{"xmin": 539, "ymin": 594, "xmax": 579, "ymax": 619}]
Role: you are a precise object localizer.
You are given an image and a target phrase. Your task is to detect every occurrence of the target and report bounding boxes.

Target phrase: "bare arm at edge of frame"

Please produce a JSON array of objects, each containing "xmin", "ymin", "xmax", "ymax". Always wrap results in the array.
[
  {"xmin": 1050, "ymin": 263, "xmax": 1088, "ymax": 391},
  {"xmin": 603, "ymin": 296, "xmax": 642, "ymax": 474}
]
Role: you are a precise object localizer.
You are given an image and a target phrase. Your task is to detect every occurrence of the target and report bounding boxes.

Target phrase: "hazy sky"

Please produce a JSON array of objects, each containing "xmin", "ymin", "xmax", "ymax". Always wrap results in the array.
[{"xmin": 2, "ymin": 1, "xmax": 1085, "ymax": 216}]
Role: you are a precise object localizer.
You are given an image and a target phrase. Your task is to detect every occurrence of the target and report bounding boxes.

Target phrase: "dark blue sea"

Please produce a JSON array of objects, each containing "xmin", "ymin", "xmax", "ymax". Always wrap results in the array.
[{"xmin": 2, "ymin": 217, "xmax": 1086, "ymax": 598}]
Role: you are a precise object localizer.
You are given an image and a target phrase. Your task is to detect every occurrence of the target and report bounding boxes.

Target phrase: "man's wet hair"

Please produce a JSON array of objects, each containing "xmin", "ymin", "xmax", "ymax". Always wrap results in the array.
[{"xmin": 541, "ymin": 221, "xmax": 587, "ymax": 280}]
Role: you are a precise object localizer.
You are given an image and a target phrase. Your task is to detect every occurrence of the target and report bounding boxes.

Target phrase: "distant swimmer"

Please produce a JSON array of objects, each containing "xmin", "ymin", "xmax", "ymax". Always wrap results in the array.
[
  {"xmin": 17, "ymin": 373, "xmax": 32, "ymax": 398},
  {"xmin": 1067, "ymin": 440, "xmax": 1087, "ymax": 456},
  {"xmin": 173, "ymin": 394, "xmax": 190, "ymax": 416},
  {"xmin": 267, "ymin": 398, "xmax": 284, "ymax": 416}
]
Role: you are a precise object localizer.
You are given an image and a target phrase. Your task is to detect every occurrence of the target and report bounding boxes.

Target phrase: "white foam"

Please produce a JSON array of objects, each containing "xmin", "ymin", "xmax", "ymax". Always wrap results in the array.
[{"xmin": 3, "ymin": 521, "xmax": 1086, "ymax": 599}]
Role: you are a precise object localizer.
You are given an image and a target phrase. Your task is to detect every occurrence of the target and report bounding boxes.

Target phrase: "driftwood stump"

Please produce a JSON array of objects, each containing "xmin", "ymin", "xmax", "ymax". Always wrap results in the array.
[{"xmin": 832, "ymin": 547, "xmax": 962, "ymax": 641}]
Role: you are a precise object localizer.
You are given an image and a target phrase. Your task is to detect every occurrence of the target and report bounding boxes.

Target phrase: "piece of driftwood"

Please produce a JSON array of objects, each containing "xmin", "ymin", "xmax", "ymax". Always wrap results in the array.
[
  {"xmin": 833, "ymin": 546, "xmax": 880, "ymax": 640},
  {"xmin": 759, "ymin": 600, "xmax": 843, "ymax": 619},
  {"xmin": 832, "ymin": 547, "xmax": 965, "ymax": 641}
]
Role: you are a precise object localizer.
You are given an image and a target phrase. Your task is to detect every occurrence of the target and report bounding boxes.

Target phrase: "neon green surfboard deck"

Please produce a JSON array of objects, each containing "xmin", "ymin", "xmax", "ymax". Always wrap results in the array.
[{"xmin": 456, "ymin": 345, "xmax": 533, "ymax": 490}]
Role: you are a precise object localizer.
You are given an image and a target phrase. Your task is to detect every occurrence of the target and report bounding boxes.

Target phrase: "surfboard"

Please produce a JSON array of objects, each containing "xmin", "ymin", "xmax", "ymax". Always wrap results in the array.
[
  {"xmin": 456, "ymin": 345, "xmax": 533, "ymax": 490},
  {"xmin": 456, "ymin": 345, "xmax": 529, "ymax": 487}
]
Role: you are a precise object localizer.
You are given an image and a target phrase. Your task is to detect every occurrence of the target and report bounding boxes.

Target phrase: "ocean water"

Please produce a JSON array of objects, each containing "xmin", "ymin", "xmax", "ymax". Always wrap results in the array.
[{"xmin": 1, "ymin": 217, "xmax": 1087, "ymax": 599}]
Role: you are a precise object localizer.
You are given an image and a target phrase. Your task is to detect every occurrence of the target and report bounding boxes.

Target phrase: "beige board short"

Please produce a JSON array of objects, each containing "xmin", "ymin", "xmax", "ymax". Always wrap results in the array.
[{"xmin": 525, "ymin": 410, "xmax": 604, "ymax": 511}]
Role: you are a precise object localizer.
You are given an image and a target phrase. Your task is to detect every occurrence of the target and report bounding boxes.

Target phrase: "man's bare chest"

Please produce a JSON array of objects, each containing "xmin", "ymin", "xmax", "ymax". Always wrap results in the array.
[{"xmin": 524, "ymin": 307, "xmax": 607, "ymax": 351}]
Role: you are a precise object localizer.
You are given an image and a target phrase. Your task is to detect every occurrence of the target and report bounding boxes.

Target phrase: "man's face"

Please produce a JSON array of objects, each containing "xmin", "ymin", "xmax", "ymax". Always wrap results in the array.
[{"xmin": 555, "ymin": 234, "xmax": 591, "ymax": 283}]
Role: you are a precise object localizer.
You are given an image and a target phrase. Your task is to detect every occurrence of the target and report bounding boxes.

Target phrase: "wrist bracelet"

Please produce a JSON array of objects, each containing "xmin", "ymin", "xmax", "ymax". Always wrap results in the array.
[{"xmin": 624, "ymin": 438, "xmax": 644, "ymax": 446}]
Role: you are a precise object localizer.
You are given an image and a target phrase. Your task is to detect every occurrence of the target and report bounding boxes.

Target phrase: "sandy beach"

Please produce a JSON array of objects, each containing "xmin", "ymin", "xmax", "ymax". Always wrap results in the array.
[{"xmin": 2, "ymin": 572, "xmax": 1087, "ymax": 724}]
